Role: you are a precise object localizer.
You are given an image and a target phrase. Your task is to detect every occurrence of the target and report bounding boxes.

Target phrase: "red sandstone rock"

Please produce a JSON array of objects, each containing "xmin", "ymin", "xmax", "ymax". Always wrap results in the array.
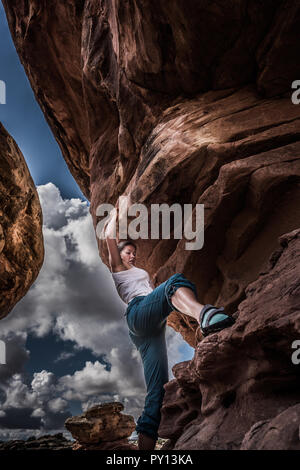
[
  {"xmin": 3, "ymin": 1, "xmax": 300, "ymax": 345},
  {"xmin": 65, "ymin": 402, "xmax": 136, "ymax": 450},
  {"xmin": 159, "ymin": 229, "xmax": 300, "ymax": 449},
  {"xmin": 241, "ymin": 404, "xmax": 300, "ymax": 450},
  {"xmin": 0, "ymin": 122, "xmax": 44, "ymax": 319}
]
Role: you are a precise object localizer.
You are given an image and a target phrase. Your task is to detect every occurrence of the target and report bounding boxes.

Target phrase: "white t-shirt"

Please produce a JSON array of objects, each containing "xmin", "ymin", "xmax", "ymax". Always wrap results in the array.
[{"xmin": 111, "ymin": 266, "xmax": 154, "ymax": 305}]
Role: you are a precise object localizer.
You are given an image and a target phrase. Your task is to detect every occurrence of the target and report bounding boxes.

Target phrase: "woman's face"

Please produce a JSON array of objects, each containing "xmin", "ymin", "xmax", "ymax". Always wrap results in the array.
[{"xmin": 120, "ymin": 245, "xmax": 136, "ymax": 266}]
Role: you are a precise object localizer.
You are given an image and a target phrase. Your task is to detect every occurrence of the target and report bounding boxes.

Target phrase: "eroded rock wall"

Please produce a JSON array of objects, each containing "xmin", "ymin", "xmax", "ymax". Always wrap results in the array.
[
  {"xmin": 159, "ymin": 230, "xmax": 300, "ymax": 449},
  {"xmin": 2, "ymin": 0, "xmax": 300, "ymax": 449},
  {"xmin": 0, "ymin": 122, "xmax": 44, "ymax": 319},
  {"xmin": 3, "ymin": 0, "xmax": 300, "ymax": 345}
]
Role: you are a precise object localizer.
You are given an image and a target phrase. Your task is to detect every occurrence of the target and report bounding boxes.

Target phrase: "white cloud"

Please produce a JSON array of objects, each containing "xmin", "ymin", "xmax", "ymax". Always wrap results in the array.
[
  {"xmin": 54, "ymin": 351, "xmax": 76, "ymax": 363},
  {"xmin": 31, "ymin": 408, "xmax": 45, "ymax": 418},
  {"xmin": 2, "ymin": 374, "xmax": 38, "ymax": 409},
  {"xmin": 31, "ymin": 371, "xmax": 57, "ymax": 398},
  {"xmin": 47, "ymin": 398, "xmax": 68, "ymax": 413},
  {"xmin": 37, "ymin": 182, "xmax": 88, "ymax": 230}
]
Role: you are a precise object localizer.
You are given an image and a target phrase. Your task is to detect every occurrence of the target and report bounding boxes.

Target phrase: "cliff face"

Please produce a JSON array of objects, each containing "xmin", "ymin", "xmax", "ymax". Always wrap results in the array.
[
  {"xmin": 159, "ymin": 229, "xmax": 300, "ymax": 449},
  {"xmin": 2, "ymin": 0, "xmax": 300, "ymax": 449},
  {"xmin": 0, "ymin": 122, "xmax": 44, "ymax": 319}
]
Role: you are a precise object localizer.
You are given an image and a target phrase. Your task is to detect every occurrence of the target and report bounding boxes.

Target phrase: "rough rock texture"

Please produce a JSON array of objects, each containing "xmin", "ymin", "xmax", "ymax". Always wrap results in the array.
[
  {"xmin": 65, "ymin": 402, "xmax": 136, "ymax": 450},
  {"xmin": 2, "ymin": 0, "xmax": 300, "ymax": 345},
  {"xmin": 0, "ymin": 122, "xmax": 44, "ymax": 319},
  {"xmin": 0, "ymin": 433, "xmax": 73, "ymax": 451},
  {"xmin": 159, "ymin": 229, "xmax": 300, "ymax": 449},
  {"xmin": 3, "ymin": 0, "xmax": 300, "ymax": 449},
  {"xmin": 240, "ymin": 404, "xmax": 300, "ymax": 450}
]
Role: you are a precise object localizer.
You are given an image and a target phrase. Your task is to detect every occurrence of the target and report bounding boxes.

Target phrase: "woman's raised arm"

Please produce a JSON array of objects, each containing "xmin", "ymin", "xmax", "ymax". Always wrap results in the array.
[{"xmin": 104, "ymin": 208, "xmax": 124, "ymax": 272}]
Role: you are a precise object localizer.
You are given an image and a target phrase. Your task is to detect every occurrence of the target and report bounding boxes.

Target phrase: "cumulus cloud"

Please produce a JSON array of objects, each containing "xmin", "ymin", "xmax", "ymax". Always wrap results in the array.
[
  {"xmin": 0, "ymin": 370, "xmax": 70, "ymax": 426},
  {"xmin": 47, "ymin": 398, "xmax": 68, "ymax": 413},
  {"xmin": 37, "ymin": 183, "xmax": 88, "ymax": 230},
  {"xmin": 0, "ymin": 182, "xmax": 194, "ymax": 440}
]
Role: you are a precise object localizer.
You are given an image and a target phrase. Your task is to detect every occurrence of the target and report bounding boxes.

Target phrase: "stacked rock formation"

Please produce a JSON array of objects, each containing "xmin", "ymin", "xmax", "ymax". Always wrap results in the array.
[
  {"xmin": 65, "ymin": 402, "xmax": 136, "ymax": 450},
  {"xmin": 3, "ymin": 0, "xmax": 300, "ymax": 449},
  {"xmin": 0, "ymin": 122, "xmax": 44, "ymax": 319}
]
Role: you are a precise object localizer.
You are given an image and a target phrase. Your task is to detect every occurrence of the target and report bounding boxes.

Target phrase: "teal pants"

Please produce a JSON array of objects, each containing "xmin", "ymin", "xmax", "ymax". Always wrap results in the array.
[{"xmin": 125, "ymin": 273, "xmax": 198, "ymax": 440}]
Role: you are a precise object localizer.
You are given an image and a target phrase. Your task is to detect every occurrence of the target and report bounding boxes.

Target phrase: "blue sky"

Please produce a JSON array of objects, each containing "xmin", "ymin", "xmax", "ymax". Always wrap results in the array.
[
  {"xmin": 0, "ymin": 1, "xmax": 86, "ymax": 201},
  {"xmin": 0, "ymin": 2, "xmax": 194, "ymax": 441}
]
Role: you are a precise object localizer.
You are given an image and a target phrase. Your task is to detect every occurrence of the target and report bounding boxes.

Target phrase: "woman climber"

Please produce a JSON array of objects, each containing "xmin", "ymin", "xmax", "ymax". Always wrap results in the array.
[{"xmin": 104, "ymin": 208, "xmax": 235, "ymax": 450}]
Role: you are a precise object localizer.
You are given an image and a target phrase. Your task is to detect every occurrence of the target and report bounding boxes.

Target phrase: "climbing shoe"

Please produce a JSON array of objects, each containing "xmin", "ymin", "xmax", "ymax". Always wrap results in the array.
[{"xmin": 199, "ymin": 304, "xmax": 235, "ymax": 337}]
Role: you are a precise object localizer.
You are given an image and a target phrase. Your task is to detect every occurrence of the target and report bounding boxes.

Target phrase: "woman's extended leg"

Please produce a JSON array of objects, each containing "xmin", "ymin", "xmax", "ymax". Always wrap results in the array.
[
  {"xmin": 126, "ymin": 273, "xmax": 200, "ymax": 336},
  {"xmin": 166, "ymin": 274, "xmax": 235, "ymax": 337},
  {"xmin": 126, "ymin": 272, "xmax": 235, "ymax": 338},
  {"xmin": 131, "ymin": 327, "xmax": 169, "ymax": 449},
  {"xmin": 170, "ymin": 286, "xmax": 204, "ymax": 322},
  {"xmin": 125, "ymin": 273, "xmax": 235, "ymax": 449}
]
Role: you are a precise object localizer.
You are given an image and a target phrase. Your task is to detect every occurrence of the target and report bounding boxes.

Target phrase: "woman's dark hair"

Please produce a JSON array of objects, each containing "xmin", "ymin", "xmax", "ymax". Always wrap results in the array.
[{"xmin": 117, "ymin": 240, "xmax": 137, "ymax": 253}]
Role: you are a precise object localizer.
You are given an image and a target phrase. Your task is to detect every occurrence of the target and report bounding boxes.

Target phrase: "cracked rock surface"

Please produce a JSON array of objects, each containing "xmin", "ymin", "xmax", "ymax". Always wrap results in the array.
[
  {"xmin": 0, "ymin": 122, "xmax": 44, "ymax": 319},
  {"xmin": 159, "ymin": 230, "xmax": 300, "ymax": 449},
  {"xmin": 65, "ymin": 402, "xmax": 136, "ymax": 450}
]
